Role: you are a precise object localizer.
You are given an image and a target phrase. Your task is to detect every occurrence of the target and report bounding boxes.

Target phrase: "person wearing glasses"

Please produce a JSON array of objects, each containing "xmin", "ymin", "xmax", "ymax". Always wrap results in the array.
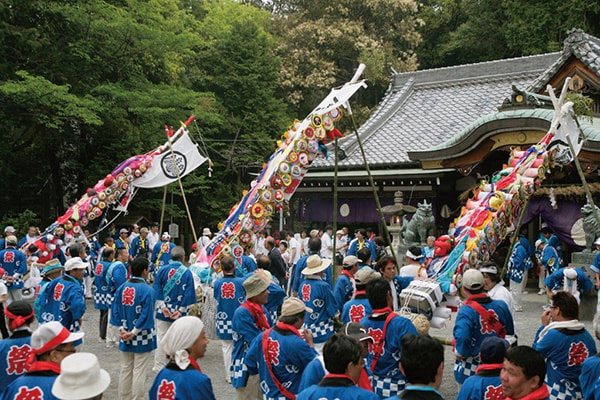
[{"xmin": 2, "ymin": 321, "xmax": 84, "ymax": 399}]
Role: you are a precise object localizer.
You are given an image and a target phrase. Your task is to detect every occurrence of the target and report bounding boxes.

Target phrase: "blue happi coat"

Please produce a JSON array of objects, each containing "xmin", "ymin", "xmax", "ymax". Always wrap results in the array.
[
  {"xmin": 545, "ymin": 267, "xmax": 594, "ymax": 294},
  {"xmin": 2, "ymin": 369, "xmax": 59, "ymax": 400},
  {"xmin": 298, "ymin": 356, "xmax": 327, "ymax": 392},
  {"xmin": 106, "ymin": 260, "xmax": 128, "ymax": 306},
  {"xmin": 151, "ymin": 241, "xmax": 175, "ymax": 271},
  {"xmin": 333, "ymin": 273, "xmax": 354, "ymax": 313},
  {"xmin": 341, "ymin": 296, "xmax": 372, "ymax": 324},
  {"xmin": 361, "ymin": 313, "xmax": 417, "ymax": 398},
  {"xmin": 149, "ymin": 364, "xmax": 216, "ymax": 400},
  {"xmin": 235, "ymin": 255, "xmax": 257, "ymax": 277},
  {"xmin": 0, "ymin": 248, "xmax": 27, "ymax": 290},
  {"xmin": 506, "ymin": 237, "xmax": 534, "ymax": 283},
  {"xmin": 534, "ymin": 324, "xmax": 596, "ymax": 400},
  {"xmin": 154, "ymin": 261, "xmax": 196, "ymax": 322},
  {"xmin": 299, "ymin": 276, "xmax": 338, "ymax": 344},
  {"xmin": 110, "ymin": 277, "xmax": 156, "ymax": 353},
  {"xmin": 453, "ymin": 295, "xmax": 514, "ymax": 384},
  {"xmin": 541, "ymin": 244, "xmax": 561, "ymax": 275},
  {"xmin": 297, "ymin": 375, "xmax": 379, "ymax": 400},
  {"xmin": 130, "ymin": 236, "xmax": 150, "ymax": 259},
  {"xmin": 93, "ymin": 260, "xmax": 111, "ymax": 310},
  {"xmin": 38, "ymin": 275, "xmax": 85, "ymax": 332},
  {"xmin": 231, "ymin": 303, "xmax": 272, "ymax": 388},
  {"xmin": 580, "ymin": 355, "xmax": 600, "ymax": 400},
  {"xmin": 0, "ymin": 331, "xmax": 32, "ymax": 394},
  {"xmin": 347, "ymin": 239, "xmax": 376, "ymax": 263},
  {"xmin": 245, "ymin": 326, "xmax": 317, "ymax": 399},
  {"xmin": 213, "ymin": 276, "xmax": 245, "ymax": 340},
  {"xmin": 456, "ymin": 365, "xmax": 503, "ymax": 400}
]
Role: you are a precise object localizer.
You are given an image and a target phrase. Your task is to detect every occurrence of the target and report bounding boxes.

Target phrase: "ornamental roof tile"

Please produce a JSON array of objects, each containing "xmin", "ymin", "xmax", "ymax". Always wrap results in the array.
[{"xmin": 528, "ymin": 29, "xmax": 600, "ymax": 93}]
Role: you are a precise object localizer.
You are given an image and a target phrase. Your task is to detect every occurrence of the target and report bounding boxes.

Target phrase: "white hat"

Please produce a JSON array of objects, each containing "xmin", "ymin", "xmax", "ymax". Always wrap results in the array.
[
  {"xmin": 202, "ymin": 227, "xmax": 212, "ymax": 236},
  {"xmin": 462, "ymin": 268, "xmax": 484, "ymax": 291},
  {"xmin": 161, "ymin": 232, "xmax": 171, "ymax": 240},
  {"xmin": 535, "ymin": 239, "xmax": 544, "ymax": 248},
  {"xmin": 31, "ymin": 321, "xmax": 84, "ymax": 355},
  {"xmin": 594, "ymin": 237, "xmax": 600, "ymax": 246},
  {"xmin": 564, "ymin": 268, "xmax": 578, "ymax": 280},
  {"xmin": 119, "ymin": 228, "xmax": 129, "ymax": 234},
  {"xmin": 4, "ymin": 226, "xmax": 15, "ymax": 233},
  {"xmin": 301, "ymin": 255, "xmax": 331, "ymax": 275},
  {"xmin": 52, "ymin": 353, "xmax": 110, "ymax": 400},
  {"xmin": 479, "ymin": 264, "xmax": 498, "ymax": 275},
  {"xmin": 336, "ymin": 230, "xmax": 344, "ymax": 235},
  {"xmin": 64, "ymin": 257, "xmax": 86, "ymax": 271},
  {"xmin": 5, "ymin": 235, "xmax": 17, "ymax": 246}
]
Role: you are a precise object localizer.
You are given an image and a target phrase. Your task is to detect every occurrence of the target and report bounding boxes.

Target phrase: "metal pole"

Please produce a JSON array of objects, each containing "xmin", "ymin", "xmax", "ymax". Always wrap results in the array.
[{"xmin": 349, "ymin": 115, "xmax": 397, "ymax": 263}]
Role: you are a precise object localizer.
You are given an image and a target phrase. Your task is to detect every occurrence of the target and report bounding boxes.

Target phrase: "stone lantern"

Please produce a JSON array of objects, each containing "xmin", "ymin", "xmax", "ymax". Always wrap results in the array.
[{"xmin": 382, "ymin": 191, "xmax": 416, "ymax": 250}]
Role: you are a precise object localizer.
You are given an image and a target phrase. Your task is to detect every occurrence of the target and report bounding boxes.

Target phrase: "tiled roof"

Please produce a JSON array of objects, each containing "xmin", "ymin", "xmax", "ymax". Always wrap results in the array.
[
  {"xmin": 528, "ymin": 29, "xmax": 600, "ymax": 93},
  {"xmin": 311, "ymin": 52, "xmax": 559, "ymax": 171},
  {"xmin": 409, "ymin": 109, "xmax": 600, "ymax": 160}
]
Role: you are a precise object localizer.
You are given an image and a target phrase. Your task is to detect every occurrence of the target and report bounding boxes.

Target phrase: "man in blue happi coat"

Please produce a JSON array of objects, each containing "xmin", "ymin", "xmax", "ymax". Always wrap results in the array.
[
  {"xmin": 37, "ymin": 257, "xmax": 86, "ymax": 332},
  {"xmin": 0, "ymin": 235, "xmax": 27, "ymax": 303},
  {"xmin": 245, "ymin": 297, "xmax": 317, "ymax": 399},
  {"xmin": 153, "ymin": 246, "xmax": 196, "ymax": 372}
]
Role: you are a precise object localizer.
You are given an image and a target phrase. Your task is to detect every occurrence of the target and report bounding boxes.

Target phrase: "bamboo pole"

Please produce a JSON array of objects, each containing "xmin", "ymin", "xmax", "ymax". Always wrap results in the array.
[
  {"xmin": 500, "ymin": 197, "xmax": 530, "ymax": 280},
  {"xmin": 567, "ymin": 135, "xmax": 600, "ymax": 228},
  {"xmin": 332, "ymin": 138, "xmax": 339, "ymax": 279},
  {"xmin": 349, "ymin": 115, "xmax": 397, "ymax": 263},
  {"xmin": 159, "ymin": 186, "xmax": 168, "ymax": 235},
  {"xmin": 166, "ymin": 135, "xmax": 198, "ymax": 244}
]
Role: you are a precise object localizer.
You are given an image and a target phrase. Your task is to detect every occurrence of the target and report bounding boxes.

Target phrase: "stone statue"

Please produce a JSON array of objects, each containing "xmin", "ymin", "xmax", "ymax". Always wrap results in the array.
[
  {"xmin": 400, "ymin": 201, "xmax": 435, "ymax": 245},
  {"xmin": 581, "ymin": 203, "xmax": 600, "ymax": 252}
]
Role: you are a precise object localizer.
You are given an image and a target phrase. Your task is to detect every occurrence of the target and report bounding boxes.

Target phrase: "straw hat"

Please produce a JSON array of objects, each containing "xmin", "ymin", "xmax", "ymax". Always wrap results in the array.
[
  {"xmin": 281, "ymin": 297, "xmax": 312, "ymax": 317},
  {"xmin": 301, "ymin": 255, "xmax": 331, "ymax": 275}
]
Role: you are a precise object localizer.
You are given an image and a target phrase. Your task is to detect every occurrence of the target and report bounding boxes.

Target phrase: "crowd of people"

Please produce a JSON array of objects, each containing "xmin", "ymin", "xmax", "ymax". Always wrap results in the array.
[{"xmin": 0, "ymin": 221, "xmax": 598, "ymax": 399}]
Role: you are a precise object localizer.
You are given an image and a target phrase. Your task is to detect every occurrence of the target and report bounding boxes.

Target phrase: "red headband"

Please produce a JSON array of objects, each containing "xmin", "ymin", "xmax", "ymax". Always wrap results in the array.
[
  {"xmin": 33, "ymin": 327, "xmax": 71, "ymax": 356},
  {"xmin": 4, "ymin": 307, "xmax": 34, "ymax": 330}
]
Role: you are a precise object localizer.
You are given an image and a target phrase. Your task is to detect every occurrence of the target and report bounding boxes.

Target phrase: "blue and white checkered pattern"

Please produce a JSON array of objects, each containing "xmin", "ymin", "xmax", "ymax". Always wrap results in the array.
[
  {"xmin": 508, "ymin": 268, "xmax": 524, "ymax": 282},
  {"xmin": 6, "ymin": 276, "xmax": 24, "ymax": 288},
  {"xmin": 547, "ymin": 381, "xmax": 583, "ymax": 400},
  {"xmin": 70, "ymin": 320, "xmax": 81, "ymax": 332},
  {"xmin": 305, "ymin": 319, "xmax": 334, "ymax": 340},
  {"xmin": 128, "ymin": 328, "xmax": 156, "ymax": 347},
  {"xmin": 232, "ymin": 358, "xmax": 248, "ymax": 380},
  {"xmin": 216, "ymin": 319, "xmax": 234, "ymax": 336},
  {"xmin": 95, "ymin": 292, "xmax": 110, "ymax": 306},
  {"xmin": 372, "ymin": 375, "xmax": 405, "ymax": 398},
  {"xmin": 270, "ymin": 309, "xmax": 278, "ymax": 324},
  {"xmin": 454, "ymin": 356, "xmax": 480, "ymax": 384}
]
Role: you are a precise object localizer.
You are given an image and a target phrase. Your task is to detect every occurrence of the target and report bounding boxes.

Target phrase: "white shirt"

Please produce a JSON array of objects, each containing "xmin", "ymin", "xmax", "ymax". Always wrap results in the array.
[
  {"xmin": 321, "ymin": 232, "xmax": 333, "ymax": 259},
  {"xmin": 399, "ymin": 264, "xmax": 427, "ymax": 279},
  {"xmin": 255, "ymin": 237, "xmax": 267, "ymax": 256},
  {"xmin": 148, "ymin": 231, "xmax": 160, "ymax": 250},
  {"xmin": 289, "ymin": 237, "xmax": 301, "ymax": 265},
  {"xmin": 129, "ymin": 232, "xmax": 139, "ymax": 243},
  {"xmin": 488, "ymin": 281, "xmax": 514, "ymax": 312},
  {"xmin": 0, "ymin": 281, "xmax": 7, "ymax": 298}
]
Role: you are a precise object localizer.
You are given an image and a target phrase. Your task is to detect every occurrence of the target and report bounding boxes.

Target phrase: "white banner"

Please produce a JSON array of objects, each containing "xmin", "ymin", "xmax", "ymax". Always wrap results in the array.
[
  {"xmin": 132, "ymin": 132, "xmax": 206, "ymax": 189},
  {"xmin": 310, "ymin": 80, "xmax": 368, "ymax": 116},
  {"xmin": 548, "ymin": 102, "xmax": 583, "ymax": 165}
]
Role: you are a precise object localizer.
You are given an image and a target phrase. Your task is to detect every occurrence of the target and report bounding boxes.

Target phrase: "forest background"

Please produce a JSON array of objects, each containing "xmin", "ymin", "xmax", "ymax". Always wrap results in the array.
[{"xmin": 0, "ymin": 0, "xmax": 598, "ymax": 234}]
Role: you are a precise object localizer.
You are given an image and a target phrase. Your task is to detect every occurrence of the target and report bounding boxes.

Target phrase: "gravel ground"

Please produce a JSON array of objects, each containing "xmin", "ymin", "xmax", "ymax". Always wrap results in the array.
[{"xmin": 44, "ymin": 287, "xmax": 596, "ymax": 399}]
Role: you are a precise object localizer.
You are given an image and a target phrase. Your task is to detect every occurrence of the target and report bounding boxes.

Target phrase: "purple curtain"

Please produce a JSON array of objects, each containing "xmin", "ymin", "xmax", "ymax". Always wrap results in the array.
[{"xmin": 521, "ymin": 198, "xmax": 583, "ymax": 250}]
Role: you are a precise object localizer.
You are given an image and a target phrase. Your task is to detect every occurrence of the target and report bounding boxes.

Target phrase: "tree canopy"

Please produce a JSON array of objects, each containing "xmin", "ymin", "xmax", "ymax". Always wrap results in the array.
[{"xmin": 0, "ymin": 0, "xmax": 598, "ymax": 235}]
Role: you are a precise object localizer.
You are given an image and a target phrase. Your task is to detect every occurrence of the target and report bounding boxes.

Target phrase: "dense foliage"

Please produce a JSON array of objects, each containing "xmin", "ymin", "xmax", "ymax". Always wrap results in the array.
[{"xmin": 0, "ymin": 0, "xmax": 598, "ymax": 235}]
